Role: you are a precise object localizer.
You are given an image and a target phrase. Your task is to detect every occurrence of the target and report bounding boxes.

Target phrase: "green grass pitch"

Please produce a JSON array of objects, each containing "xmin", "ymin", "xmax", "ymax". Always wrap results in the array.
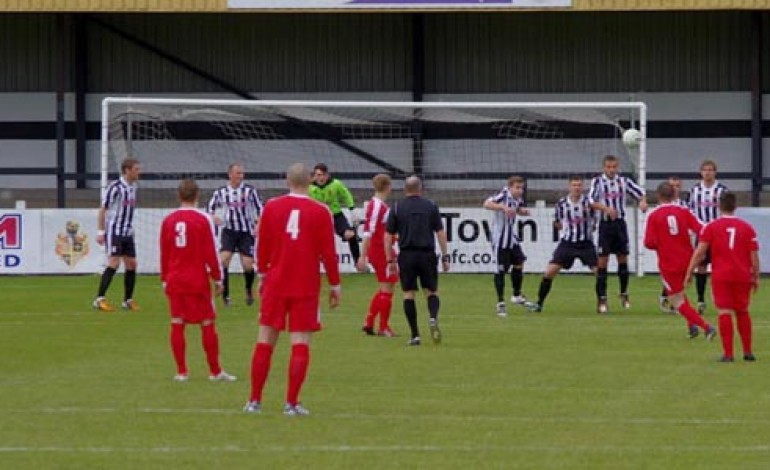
[{"xmin": 2, "ymin": 273, "xmax": 770, "ymax": 469}]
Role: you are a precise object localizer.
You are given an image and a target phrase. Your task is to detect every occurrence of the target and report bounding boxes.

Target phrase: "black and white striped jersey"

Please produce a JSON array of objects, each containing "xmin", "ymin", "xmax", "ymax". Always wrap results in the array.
[
  {"xmin": 554, "ymin": 194, "xmax": 595, "ymax": 243},
  {"xmin": 485, "ymin": 187, "xmax": 526, "ymax": 250},
  {"xmin": 102, "ymin": 177, "xmax": 138, "ymax": 237},
  {"xmin": 207, "ymin": 183, "xmax": 263, "ymax": 232},
  {"xmin": 588, "ymin": 174, "xmax": 645, "ymax": 222},
  {"xmin": 688, "ymin": 181, "xmax": 728, "ymax": 224}
]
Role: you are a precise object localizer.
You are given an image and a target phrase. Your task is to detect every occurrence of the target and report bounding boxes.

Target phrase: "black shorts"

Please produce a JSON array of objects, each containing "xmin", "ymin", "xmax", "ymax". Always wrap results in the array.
[
  {"xmin": 397, "ymin": 250, "xmax": 439, "ymax": 292},
  {"xmin": 597, "ymin": 219, "xmax": 629, "ymax": 256},
  {"xmin": 106, "ymin": 234, "xmax": 136, "ymax": 258},
  {"xmin": 333, "ymin": 213, "xmax": 353, "ymax": 239},
  {"xmin": 693, "ymin": 236, "xmax": 711, "ymax": 267},
  {"xmin": 220, "ymin": 228, "xmax": 255, "ymax": 257},
  {"xmin": 495, "ymin": 246, "xmax": 527, "ymax": 272},
  {"xmin": 550, "ymin": 240, "xmax": 597, "ymax": 270}
]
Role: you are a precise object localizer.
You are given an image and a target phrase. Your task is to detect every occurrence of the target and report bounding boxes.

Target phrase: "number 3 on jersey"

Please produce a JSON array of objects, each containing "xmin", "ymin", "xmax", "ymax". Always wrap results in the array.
[
  {"xmin": 286, "ymin": 209, "xmax": 300, "ymax": 240},
  {"xmin": 175, "ymin": 221, "xmax": 187, "ymax": 247}
]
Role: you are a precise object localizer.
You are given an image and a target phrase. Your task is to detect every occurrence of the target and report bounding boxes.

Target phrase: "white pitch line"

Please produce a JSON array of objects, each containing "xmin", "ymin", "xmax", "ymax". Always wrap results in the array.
[
  {"xmin": 6, "ymin": 407, "xmax": 765, "ymax": 426},
  {"xmin": 1, "ymin": 444, "xmax": 770, "ymax": 454}
]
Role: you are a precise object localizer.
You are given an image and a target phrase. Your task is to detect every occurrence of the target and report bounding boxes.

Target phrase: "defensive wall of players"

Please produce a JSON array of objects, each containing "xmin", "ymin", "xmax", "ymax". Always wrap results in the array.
[{"xmin": 3, "ymin": 206, "xmax": 770, "ymax": 274}]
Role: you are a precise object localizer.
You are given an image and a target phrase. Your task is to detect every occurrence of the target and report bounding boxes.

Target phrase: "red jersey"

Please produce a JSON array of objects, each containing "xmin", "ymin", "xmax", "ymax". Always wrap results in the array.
[
  {"xmin": 257, "ymin": 193, "xmax": 340, "ymax": 298},
  {"xmin": 160, "ymin": 208, "xmax": 222, "ymax": 294},
  {"xmin": 644, "ymin": 203, "xmax": 702, "ymax": 272},
  {"xmin": 699, "ymin": 216, "xmax": 759, "ymax": 283},
  {"xmin": 362, "ymin": 196, "xmax": 391, "ymax": 259}
]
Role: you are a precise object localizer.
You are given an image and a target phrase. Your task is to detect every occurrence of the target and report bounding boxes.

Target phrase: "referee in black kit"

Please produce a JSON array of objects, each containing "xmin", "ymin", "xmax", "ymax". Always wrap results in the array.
[{"xmin": 384, "ymin": 176, "xmax": 450, "ymax": 346}]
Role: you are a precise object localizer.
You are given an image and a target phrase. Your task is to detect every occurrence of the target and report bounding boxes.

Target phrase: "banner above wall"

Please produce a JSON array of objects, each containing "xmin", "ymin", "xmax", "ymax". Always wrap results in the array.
[{"xmin": 228, "ymin": 0, "xmax": 572, "ymax": 9}]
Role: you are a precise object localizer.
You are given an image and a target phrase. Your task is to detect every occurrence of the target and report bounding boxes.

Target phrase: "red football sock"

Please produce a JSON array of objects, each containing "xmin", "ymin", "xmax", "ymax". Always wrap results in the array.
[
  {"xmin": 677, "ymin": 299, "xmax": 709, "ymax": 331},
  {"xmin": 201, "ymin": 323, "xmax": 221, "ymax": 376},
  {"xmin": 170, "ymin": 323, "xmax": 187, "ymax": 375},
  {"xmin": 378, "ymin": 291, "xmax": 393, "ymax": 331},
  {"xmin": 286, "ymin": 343, "xmax": 310, "ymax": 406},
  {"xmin": 736, "ymin": 311, "xmax": 753, "ymax": 355},
  {"xmin": 718, "ymin": 313, "xmax": 734, "ymax": 359},
  {"xmin": 250, "ymin": 342, "xmax": 274, "ymax": 402},
  {"xmin": 365, "ymin": 292, "xmax": 379, "ymax": 328}
]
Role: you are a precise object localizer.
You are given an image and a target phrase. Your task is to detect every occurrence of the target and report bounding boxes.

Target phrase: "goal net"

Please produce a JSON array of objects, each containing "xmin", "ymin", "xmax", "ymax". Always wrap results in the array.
[{"xmin": 101, "ymin": 98, "xmax": 647, "ymax": 274}]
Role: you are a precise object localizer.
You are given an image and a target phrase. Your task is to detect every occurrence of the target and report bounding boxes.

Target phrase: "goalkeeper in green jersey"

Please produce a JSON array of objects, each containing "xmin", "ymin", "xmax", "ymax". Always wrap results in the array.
[{"xmin": 310, "ymin": 163, "xmax": 361, "ymax": 263}]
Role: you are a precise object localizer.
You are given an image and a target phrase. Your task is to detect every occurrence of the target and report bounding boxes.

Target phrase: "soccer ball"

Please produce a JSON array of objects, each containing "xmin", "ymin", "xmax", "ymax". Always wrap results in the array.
[{"xmin": 622, "ymin": 128, "xmax": 642, "ymax": 149}]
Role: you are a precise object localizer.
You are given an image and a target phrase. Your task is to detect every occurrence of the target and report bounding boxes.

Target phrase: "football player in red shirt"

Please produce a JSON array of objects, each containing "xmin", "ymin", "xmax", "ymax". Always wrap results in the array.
[
  {"xmin": 356, "ymin": 174, "xmax": 398, "ymax": 337},
  {"xmin": 160, "ymin": 179, "xmax": 236, "ymax": 382},
  {"xmin": 644, "ymin": 182, "xmax": 715, "ymax": 340},
  {"xmin": 244, "ymin": 163, "xmax": 341, "ymax": 416},
  {"xmin": 686, "ymin": 192, "xmax": 760, "ymax": 362}
]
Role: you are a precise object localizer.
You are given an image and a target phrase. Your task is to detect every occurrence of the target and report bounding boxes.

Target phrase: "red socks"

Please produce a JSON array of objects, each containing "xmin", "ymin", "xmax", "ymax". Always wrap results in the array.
[
  {"xmin": 378, "ymin": 291, "xmax": 393, "ymax": 331},
  {"xmin": 287, "ymin": 344, "xmax": 310, "ymax": 406},
  {"xmin": 170, "ymin": 323, "xmax": 186, "ymax": 375},
  {"xmin": 677, "ymin": 299, "xmax": 710, "ymax": 331},
  {"xmin": 736, "ymin": 310, "xmax": 753, "ymax": 356},
  {"xmin": 249, "ymin": 342, "xmax": 274, "ymax": 402},
  {"xmin": 201, "ymin": 323, "xmax": 221, "ymax": 376},
  {"xmin": 718, "ymin": 314, "xmax": 734, "ymax": 359},
  {"xmin": 365, "ymin": 290, "xmax": 394, "ymax": 332}
]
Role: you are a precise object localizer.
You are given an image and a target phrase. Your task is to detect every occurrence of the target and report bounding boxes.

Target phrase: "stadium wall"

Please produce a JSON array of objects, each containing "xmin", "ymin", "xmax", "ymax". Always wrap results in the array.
[{"xmin": 0, "ymin": 11, "xmax": 768, "ymax": 204}]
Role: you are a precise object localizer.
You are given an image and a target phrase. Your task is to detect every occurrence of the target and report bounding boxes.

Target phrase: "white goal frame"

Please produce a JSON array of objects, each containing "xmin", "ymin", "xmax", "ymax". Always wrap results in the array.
[{"xmin": 101, "ymin": 97, "xmax": 647, "ymax": 276}]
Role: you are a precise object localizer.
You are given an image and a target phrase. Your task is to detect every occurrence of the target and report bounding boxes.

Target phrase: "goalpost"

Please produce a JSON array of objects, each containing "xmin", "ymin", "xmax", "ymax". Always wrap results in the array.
[{"xmin": 101, "ymin": 98, "xmax": 647, "ymax": 275}]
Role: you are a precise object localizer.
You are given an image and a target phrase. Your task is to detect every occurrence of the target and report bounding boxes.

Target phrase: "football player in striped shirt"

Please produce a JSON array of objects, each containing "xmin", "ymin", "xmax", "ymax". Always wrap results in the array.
[
  {"xmin": 207, "ymin": 163, "xmax": 263, "ymax": 307},
  {"xmin": 93, "ymin": 158, "xmax": 141, "ymax": 312},
  {"xmin": 483, "ymin": 175, "xmax": 530, "ymax": 317},
  {"xmin": 356, "ymin": 174, "xmax": 398, "ymax": 337},
  {"xmin": 688, "ymin": 159, "xmax": 729, "ymax": 314},
  {"xmin": 527, "ymin": 176, "xmax": 597, "ymax": 312},
  {"xmin": 589, "ymin": 155, "xmax": 648, "ymax": 314}
]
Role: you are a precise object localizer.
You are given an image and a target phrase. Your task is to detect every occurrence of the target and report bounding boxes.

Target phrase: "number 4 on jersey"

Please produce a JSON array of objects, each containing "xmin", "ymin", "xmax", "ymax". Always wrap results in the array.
[{"xmin": 285, "ymin": 209, "xmax": 300, "ymax": 240}]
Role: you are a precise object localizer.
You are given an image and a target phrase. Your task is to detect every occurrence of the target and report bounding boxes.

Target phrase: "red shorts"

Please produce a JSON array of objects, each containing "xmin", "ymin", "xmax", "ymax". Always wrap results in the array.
[
  {"xmin": 369, "ymin": 253, "xmax": 399, "ymax": 284},
  {"xmin": 660, "ymin": 269, "xmax": 686, "ymax": 295},
  {"xmin": 166, "ymin": 292, "xmax": 216, "ymax": 324},
  {"xmin": 711, "ymin": 281, "xmax": 752, "ymax": 312},
  {"xmin": 260, "ymin": 292, "xmax": 321, "ymax": 332}
]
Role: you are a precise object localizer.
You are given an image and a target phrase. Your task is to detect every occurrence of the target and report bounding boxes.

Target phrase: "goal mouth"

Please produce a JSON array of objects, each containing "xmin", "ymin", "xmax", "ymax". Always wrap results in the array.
[{"xmin": 102, "ymin": 98, "xmax": 646, "ymax": 274}]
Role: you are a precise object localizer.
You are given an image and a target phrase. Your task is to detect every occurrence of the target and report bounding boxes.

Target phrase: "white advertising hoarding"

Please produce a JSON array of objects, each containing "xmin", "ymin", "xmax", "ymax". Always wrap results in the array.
[
  {"xmin": 8, "ymin": 206, "xmax": 768, "ymax": 275},
  {"xmin": 2, "ymin": 207, "xmax": 641, "ymax": 275}
]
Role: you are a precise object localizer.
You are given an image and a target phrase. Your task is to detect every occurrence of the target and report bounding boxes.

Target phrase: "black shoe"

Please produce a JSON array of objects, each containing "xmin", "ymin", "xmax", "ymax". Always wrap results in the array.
[
  {"xmin": 245, "ymin": 291, "xmax": 254, "ymax": 306},
  {"xmin": 688, "ymin": 325, "xmax": 699, "ymax": 339},
  {"xmin": 361, "ymin": 326, "xmax": 375, "ymax": 336},
  {"xmin": 744, "ymin": 354, "xmax": 756, "ymax": 362},
  {"xmin": 717, "ymin": 356, "xmax": 735, "ymax": 363},
  {"xmin": 408, "ymin": 336, "xmax": 421, "ymax": 346},
  {"xmin": 223, "ymin": 297, "xmax": 232, "ymax": 307}
]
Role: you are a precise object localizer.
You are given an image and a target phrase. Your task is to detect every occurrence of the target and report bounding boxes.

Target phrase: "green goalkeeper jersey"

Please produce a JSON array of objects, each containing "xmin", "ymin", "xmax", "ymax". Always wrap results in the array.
[{"xmin": 309, "ymin": 178, "xmax": 355, "ymax": 215}]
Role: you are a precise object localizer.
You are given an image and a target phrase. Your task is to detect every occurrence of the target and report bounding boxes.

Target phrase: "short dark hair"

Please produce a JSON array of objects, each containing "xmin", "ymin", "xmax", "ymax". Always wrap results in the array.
[
  {"xmin": 568, "ymin": 175, "xmax": 583, "ymax": 183},
  {"xmin": 656, "ymin": 181, "xmax": 674, "ymax": 202},
  {"xmin": 313, "ymin": 163, "xmax": 329, "ymax": 174},
  {"xmin": 121, "ymin": 158, "xmax": 140, "ymax": 174},
  {"xmin": 177, "ymin": 179, "xmax": 199, "ymax": 203},
  {"xmin": 719, "ymin": 191, "xmax": 737, "ymax": 213},
  {"xmin": 508, "ymin": 175, "xmax": 525, "ymax": 187},
  {"xmin": 602, "ymin": 155, "xmax": 618, "ymax": 165}
]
